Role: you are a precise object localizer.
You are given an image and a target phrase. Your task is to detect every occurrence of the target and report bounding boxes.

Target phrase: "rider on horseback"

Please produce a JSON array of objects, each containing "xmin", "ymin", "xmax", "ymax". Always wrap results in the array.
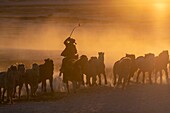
[
  {"xmin": 61, "ymin": 37, "xmax": 78, "ymax": 59},
  {"xmin": 59, "ymin": 37, "xmax": 78, "ymax": 80}
]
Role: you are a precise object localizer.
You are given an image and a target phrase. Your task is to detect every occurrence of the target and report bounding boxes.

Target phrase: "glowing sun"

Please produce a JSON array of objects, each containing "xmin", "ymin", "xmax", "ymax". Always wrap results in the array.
[{"xmin": 154, "ymin": 2, "xmax": 167, "ymax": 10}]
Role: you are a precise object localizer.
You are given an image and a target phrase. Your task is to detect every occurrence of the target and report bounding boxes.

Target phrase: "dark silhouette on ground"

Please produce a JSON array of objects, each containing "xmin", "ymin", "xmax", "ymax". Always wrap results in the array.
[
  {"xmin": 97, "ymin": 52, "xmax": 107, "ymax": 85},
  {"xmin": 60, "ymin": 36, "xmax": 83, "ymax": 93},
  {"xmin": 13, "ymin": 64, "xmax": 25, "ymax": 99},
  {"xmin": 136, "ymin": 53, "xmax": 155, "ymax": 84},
  {"xmin": 59, "ymin": 55, "xmax": 88, "ymax": 93},
  {"xmin": 25, "ymin": 63, "xmax": 39, "ymax": 99},
  {"xmin": 113, "ymin": 57, "xmax": 133, "ymax": 89},
  {"xmin": 155, "ymin": 50, "xmax": 169, "ymax": 84},
  {"xmin": 84, "ymin": 52, "xmax": 107, "ymax": 86},
  {"xmin": 85, "ymin": 56, "xmax": 98, "ymax": 86},
  {"xmin": 39, "ymin": 58, "xmax": 54, "ymax": 93},
  {"xmin": 125, "ymin": 54, "xmax": 138, "ymax": 81},
  {"xmin": 0, "ymin": 65, "xmax": 18, "ymax": 104},
  {"xmin": 0, "ymin": 71, "xmax": 7, "ymax": 103}
]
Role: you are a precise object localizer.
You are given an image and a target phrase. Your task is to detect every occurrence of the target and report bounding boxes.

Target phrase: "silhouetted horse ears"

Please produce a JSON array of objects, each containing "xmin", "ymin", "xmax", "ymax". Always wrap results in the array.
[
  {"xmin": 98, "ymin": 52, "xmax": 104, "ymax": 55},
  {"xmin": 44, "ymin": 58, "xmax": 50, "ymax": 62}
]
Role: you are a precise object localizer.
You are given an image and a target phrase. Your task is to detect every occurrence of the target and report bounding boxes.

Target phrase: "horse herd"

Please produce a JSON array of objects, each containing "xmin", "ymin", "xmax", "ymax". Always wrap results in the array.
[
  {"xmin": 59, "ymin": 52, "xmax": 107, "ymax": 93},
  {"xmin": 113, "ymin": 50, "xmax": 169, "ymax": 89},
  {"xmin": 0, "ymin": 50, "xmax": 169, "ymax": 104},
  {"xmin": 0, "ymin": 58, "xmax": 54, "ymax": 104}
]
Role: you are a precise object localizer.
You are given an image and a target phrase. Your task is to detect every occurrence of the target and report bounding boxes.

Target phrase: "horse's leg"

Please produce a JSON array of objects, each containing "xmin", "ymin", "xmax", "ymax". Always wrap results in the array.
[
  {"xmin": 42, "ymin": 80, "xmax": 46, "ymax": 92},
  {"xmin": 160, "ymin": 70, "xmax": 163, "ymax": 84},
  {"xmin": 113, "ymin": 73, "xmax": 117, "ymax": 86},
  {"xmin": 155, "ymin": 70, "xmax": 158, "ymax": 84},
  {"xmin": 149, "ymin": 72, "xmax": 152, "ymax": 84},
  {"xmin": 13, "ymin": 85, "xmax": 16, "ymax": 98},
  {"xmin": 142, "ymin": 72, "xmax": 145, "ymax": 84},
  {"xmin": 6, "ymin": 89, "xmax": 10, "ymax": 103},
  {"xmin": 30, "ymin": 84, "xmax": 33, "ymax": 97},
  {"xmin": 164, "ymin": 68, "xmax": 169, "ymax": 84},
  {"xmin": 66, "ymin": 81, "xmax": 69, "ymax": 94},
  {"xmin": 0, "ymin": 87, "xmax": 1, "ymax": 103},
  {"xmin": 136, "ymin": 70, "xmax": 141, "ymax": 83},
  {"xmin": 103, "ymin": 71, "xmax": 107, "ymax": 85},
  {"xmin": 50, "ymin": 78, "xmax": 54, "ymax": 93},
  {"xmin": 117, "ymin": 76, "xmax": 122, "ymax": 87},
  {"xmin": 2, "ymin": 88, "xmax": 6, "ymax": 102},
  {"xmin": 41, "ymin": 82, "xmax": 44, "ymax": 92},
  {"xmin": 122, "ymin": 76, "xmax": 127, "ymax": 89},
  {"xmin": 44, "ymin": 80, "xmax": 47, "ymax": 92},
  {"xmin": 18, "ymin": 84, "xmax": 23, "ymax": 99},
  {"xmin": 72, "ymin": 81, "xmax": 77, "ymax": 93},
  {"xmin": 10, "ymin": 90, "xmax": 13, "ymax": 104},
  {"xmin": 92, "ymin": 75, "xmax": 97, "ymax": 86},
  {"xmin": 81, "ymin": 74, "xmax": 85, "ymax": 86},
  {"xmin": 127, "ymin": 74, "xmax": 131, "ymax": 85},
  {"xmin": 86, "ymin": 75, "xmax": 90, "ymax": 86},
  {"xmin": 25, "ymin": 83, "xmax": 29, "ymax": 100},
  {"xmin": 98, "ymin": 74, "xmax": 101, "ymax": 85}
]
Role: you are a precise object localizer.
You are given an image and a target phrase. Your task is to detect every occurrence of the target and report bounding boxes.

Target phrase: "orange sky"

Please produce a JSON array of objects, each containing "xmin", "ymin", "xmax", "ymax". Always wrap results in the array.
[{"xmin": 0, "ymin": 1, "xmax": 170, "ymax": 65}]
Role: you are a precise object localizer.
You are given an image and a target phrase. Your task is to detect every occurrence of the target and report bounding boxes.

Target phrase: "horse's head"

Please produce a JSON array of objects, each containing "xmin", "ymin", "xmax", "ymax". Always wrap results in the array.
[
  {"xmin": 126, "ymin": 54, "xmax": 136, "ymax": 60},
  {"xmin": 98, "ymin": 52, "xmax": 104, "ymax": 62},
  {"xmin": 159, "ymin": 50, "xmax": 169, "ymax": 58},
  {"xmin": 7, "ymin": 65, "xmax": 18, "ymax": 80},
  {"xmin": 158, "ymin": 50, "xmax": 169, "ymax": 64},
  {"xmin": 145, "ymin": 53, "xmax": 155, "ymax": 59},
  {"xmin": 32, "ymin": 63, "xmax": 39, "ymax": 78},
  {"xmin": 80, "ymin": 55, "xmax": 88, "ymax": 65},
  {"xmin": 18, "ymin": 64, "xmax": 25, "ymax": 73}
]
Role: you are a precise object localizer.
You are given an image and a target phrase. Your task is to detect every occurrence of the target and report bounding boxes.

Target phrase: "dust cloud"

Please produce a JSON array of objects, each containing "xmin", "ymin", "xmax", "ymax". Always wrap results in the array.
[{"xmin": 1, "ymin": 21, "xmax": 170, "ymax": 66}]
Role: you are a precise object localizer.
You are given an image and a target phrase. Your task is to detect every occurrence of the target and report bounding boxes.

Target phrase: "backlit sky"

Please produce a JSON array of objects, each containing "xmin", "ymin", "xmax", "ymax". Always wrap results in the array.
[{"xmin": 0, "ymin": 0, "xmax": 170, "ymax": 63}]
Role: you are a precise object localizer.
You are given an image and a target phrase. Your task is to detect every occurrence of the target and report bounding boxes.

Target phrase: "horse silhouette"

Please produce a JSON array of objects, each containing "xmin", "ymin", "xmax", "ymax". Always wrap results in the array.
[
  {"xmin": 125, "ymin": 54, "xmax": 138, "ymax": 83},
  {"xmin": 0, "ymin": 72, "xmax": 7, "ymax": 102},
  {"xmin": 60, "ymin": 55, "xmax": 88, "ymax": 93},
  {"xmin": 113, "ymin": 57, "xmax": 132, "ymax": 89},
  {"xmin": 85, "ymin": 56, "xmax": 98, "ymax": 86},
  {"xmin": 155, "ymin": 50, "xmax": 169, "ymax": 84},
  {"xmin": 136, "ymin": 53, "xmax": 155, "ymax": 84},
  {"xmin": 3, "ymin": 65, "xmax": 18, "ymax": 104},
  {"xmin": 13, "ymin": 64, "xmax": 25, "ymax": 99},
  {"xmin": 39, "ymin": 58, "xmax": 54, "ymax": 93},
  {"xmin": 25, "ymin": 63, "xmax": 39, "ymax": 99},
  {"xmin": 97, "ymin": 52, "xmax": 107, "ymax": 85},
  {"xmin": 84, "ymin": 52, "xmax": 107, "ymax": 86}
]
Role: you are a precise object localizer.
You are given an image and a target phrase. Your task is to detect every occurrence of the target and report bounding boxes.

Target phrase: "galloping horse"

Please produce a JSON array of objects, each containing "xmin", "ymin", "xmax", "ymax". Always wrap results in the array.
[
  {"xmin": 85, "ymin": 56, "xmax": 98, "ymax": 86},
  {"xmin": 113, "ymin": 57, "xmax": 132, "ymax": 89},
  {"xmin": 125, "ymin": 54, "xmax": 138, "ymax": 82},
  {"xmin": 136, "ymin": 53, "xmax": 155, "ymax": 84},
  {"xmin": 25, "ymin": 63, "xmax": 39, "ymax": 99},
  {"xmin": 97, "ymin": 52, "xmax": 107, "ymax": 85},
  {"xmin": 155, "ymin": 50, "xmax": 169, "ymax": 84},
  {"xmin": 60, "ymin": 55, "xmax": 88, "ymax": 93},
  {"xmin": 85, "ymin": 52, "xmax": 107, "ymax": 86},
  {"xmin": 13, "ymin": 64, "xmax": 25, "ymax": 99},
  {"xmin": 39, "ymin": 58, "xmax": 54, "ymax": 92},
  {"xmin": 4, "ymin": 65, "xmax": 18, "ymax": 104}
]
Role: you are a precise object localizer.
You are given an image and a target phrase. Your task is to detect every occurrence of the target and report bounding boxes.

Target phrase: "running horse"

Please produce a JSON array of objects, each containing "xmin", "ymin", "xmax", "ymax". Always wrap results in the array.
[
  {"xmin": 113, "ymin": 57, "xmax": 133, "ymax": 89},
  {"xmin": 60, "ymin": 55, "xmax": 88, "ymax": 93},
  {"xmin": 39, "ymin": 58, "xmax": 54, "ymax": 93},
  {"xmin": 155, "ymin": 50, "xmax": 169, "ymax": 84},
  {"xmin": 97, "ymin": 52, "xmax": 107, "ymax": 85},
  {"xmin": 136, "ymin": 53, "xmax": 155, "ymax": 84}
]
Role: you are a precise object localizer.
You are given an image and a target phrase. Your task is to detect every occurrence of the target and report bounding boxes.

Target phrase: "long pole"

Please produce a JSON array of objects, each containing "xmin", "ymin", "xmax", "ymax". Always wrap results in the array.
[{"xmin": 69, "ymin": 24, "xmax": 81, "ymax": 37}]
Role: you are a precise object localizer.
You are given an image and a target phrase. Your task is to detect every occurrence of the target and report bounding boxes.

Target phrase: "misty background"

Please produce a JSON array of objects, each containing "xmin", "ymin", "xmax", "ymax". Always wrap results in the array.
[{"xmin": 0, "ymin": 0, "xmax": 170, "ymax": 69}]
